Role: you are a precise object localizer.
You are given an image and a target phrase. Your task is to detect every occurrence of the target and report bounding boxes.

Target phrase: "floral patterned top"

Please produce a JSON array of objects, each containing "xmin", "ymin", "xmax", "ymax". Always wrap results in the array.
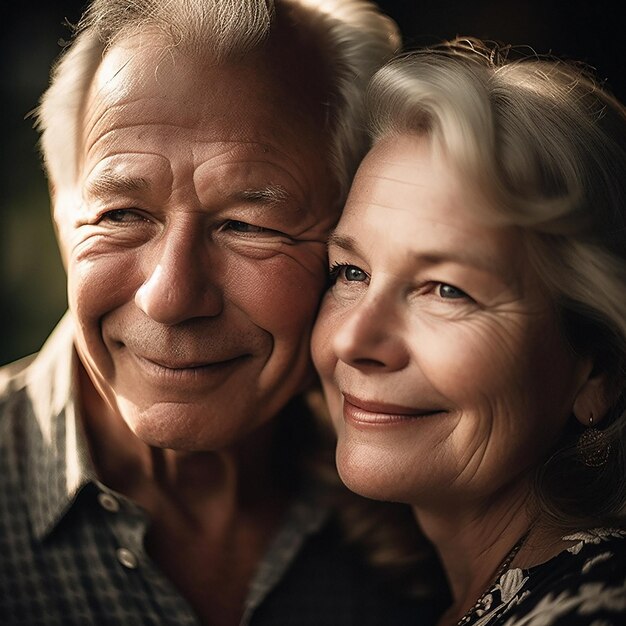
[{"xmin": 463, "ymin": 528, "xmax": 626, "ymax": 626}]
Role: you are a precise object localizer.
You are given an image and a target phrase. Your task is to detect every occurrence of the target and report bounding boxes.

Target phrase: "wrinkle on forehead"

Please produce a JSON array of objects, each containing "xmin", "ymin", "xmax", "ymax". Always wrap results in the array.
[{"xmin": 76, "ymin": 31, "xmax": 337, "ymax": 228}]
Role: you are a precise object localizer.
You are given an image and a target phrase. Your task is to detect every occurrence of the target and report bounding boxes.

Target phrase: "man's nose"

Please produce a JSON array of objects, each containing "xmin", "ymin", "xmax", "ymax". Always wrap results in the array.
[
  {"xmin": 134, "ymin": 222, "xmax": 223, "ymax": 325},
  {"xmin": 332, "ymin": 293, "xmax": 409, "ymax": 372}
]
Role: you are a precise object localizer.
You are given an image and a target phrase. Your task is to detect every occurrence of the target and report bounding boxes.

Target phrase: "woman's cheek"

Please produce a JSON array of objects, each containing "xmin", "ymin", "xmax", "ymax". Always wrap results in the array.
[{"xmin": 412, "ymin": 315, "xmax": 520, "ymax": 396}]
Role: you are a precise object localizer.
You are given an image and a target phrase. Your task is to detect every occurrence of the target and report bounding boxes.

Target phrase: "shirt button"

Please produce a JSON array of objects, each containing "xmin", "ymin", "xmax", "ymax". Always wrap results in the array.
[
  {"xmin": 98, "ymin": 492, "xmax": 120, "ymax": 513},
  {"xmin": 116, "ymin": 548, "xmax": 138, "ymax": 569}
]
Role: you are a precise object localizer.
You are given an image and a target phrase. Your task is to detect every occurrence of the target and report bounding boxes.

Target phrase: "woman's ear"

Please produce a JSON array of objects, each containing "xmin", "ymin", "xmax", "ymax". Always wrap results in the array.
[{"xmin": 572, "ymin": 362, "xmax": 612, "ymax": 427}]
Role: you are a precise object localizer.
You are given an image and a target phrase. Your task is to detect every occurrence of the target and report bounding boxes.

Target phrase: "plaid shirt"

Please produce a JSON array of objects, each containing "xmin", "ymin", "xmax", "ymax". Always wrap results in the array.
[{"xmin": 0, "ymin": 315, "xmax": 431, "ymax": 625}]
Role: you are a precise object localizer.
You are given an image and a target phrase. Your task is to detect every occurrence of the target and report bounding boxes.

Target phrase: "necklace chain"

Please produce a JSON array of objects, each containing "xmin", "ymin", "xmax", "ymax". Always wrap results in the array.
[{"xmin": 456, "ymin": 530, "xmax": 530, "ymax": 626}]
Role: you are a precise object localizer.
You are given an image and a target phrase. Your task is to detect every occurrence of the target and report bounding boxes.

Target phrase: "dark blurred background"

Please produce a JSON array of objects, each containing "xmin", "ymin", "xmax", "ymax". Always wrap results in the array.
[{"xmin": 1, "ymin": 0, "xmax": 622, "ymax": 365}]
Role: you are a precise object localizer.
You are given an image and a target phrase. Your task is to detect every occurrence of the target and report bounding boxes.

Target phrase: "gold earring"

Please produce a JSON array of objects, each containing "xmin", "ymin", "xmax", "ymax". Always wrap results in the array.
[{"xmin": 577, "ymin": 414, "xmax": 610, "ymax": 468}]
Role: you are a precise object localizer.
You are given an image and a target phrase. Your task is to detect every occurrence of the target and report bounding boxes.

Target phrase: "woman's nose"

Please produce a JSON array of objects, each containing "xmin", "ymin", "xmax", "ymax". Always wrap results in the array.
[
  {"xmin": 332, "ymin": 294, "xmax": 409, "ymax": 372},
  {"xmin": 134, "ymin": 225, "xmax": 223, "ymax": 325}
]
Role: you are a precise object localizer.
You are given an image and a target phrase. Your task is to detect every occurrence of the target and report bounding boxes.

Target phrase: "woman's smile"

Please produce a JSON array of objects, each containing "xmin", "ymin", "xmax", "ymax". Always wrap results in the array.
[{"xmin": 342, "ymin": 393, "xmax": 446, "ymax": 426}]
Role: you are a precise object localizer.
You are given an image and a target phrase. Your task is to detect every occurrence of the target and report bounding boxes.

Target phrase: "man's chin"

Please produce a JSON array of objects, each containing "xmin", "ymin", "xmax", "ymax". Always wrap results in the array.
[{"xmin": 117, "ymin": 399, "xmax": 259, "ymax": 452}]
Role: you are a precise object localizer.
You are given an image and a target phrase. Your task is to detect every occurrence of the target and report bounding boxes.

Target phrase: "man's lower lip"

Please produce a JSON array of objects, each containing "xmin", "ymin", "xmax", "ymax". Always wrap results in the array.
[
  {"xmin": 343, "ymin": 398, "xmax": 441, "ymax": 426},
  {"xmin": 130, "ymin": 353, "xmax": 248, "ymax": 383}
]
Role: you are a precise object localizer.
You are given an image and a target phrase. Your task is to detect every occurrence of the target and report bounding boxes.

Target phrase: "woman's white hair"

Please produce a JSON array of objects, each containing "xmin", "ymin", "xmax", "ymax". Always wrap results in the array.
[
  {"xmin": 367, "ymin": 38, "xmax": 626, "ymax": 527},
  {"xmin": 36, "ymin": 0, "xmax": 400, "ymax": 199}
]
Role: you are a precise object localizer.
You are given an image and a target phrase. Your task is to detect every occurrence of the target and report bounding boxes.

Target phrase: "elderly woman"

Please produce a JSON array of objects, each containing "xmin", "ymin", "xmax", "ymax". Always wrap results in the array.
[{"xmin": 312, "ymin": 39, "xmax": 626, "ymax": 625}]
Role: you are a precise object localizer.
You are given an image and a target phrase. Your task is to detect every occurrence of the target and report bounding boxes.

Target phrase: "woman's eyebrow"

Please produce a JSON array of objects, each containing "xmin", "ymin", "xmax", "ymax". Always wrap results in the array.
[
  {"xmin": 327, "ymin": 232, "xmax": 359, "ymax": 253},
  {"xmin": 329, "ymin": 231, "xmax": 509, "ymax": 280},
  {"xmin": 328, "ymin": 231, "xmax": 492, "ymax": 268},
  {"xmin": 411, "ymin": 251, "xmax": 500, "ymax": 275}
]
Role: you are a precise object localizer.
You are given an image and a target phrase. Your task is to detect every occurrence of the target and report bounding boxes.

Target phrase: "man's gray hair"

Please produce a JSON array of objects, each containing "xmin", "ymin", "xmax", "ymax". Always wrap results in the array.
[{"xmin": 36, "ymin": 0, "xmax": 400, "ymax": 200}]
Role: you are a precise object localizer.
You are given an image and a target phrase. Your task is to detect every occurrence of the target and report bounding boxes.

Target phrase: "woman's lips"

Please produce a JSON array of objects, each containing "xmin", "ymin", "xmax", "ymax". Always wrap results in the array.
[{"xmin": 342, "ymin": 393, "xmax": 444, "ymax": 425}]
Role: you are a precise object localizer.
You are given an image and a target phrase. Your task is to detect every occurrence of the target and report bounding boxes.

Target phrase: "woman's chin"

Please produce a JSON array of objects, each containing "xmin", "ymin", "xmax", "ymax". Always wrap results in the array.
[{"xmin": 336, "ymin": 444, "xmax": 417, "ymax": 504}]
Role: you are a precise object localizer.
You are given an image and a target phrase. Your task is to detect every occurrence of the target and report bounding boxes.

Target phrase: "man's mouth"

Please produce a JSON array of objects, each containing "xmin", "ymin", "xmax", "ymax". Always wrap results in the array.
[
  {"xmin": 121, "ymin": 349, "xmax": 252, "ymax": 390},
  {"xmin": 136, "ymin": 353, "xmax": 245, "ymax": 371}
]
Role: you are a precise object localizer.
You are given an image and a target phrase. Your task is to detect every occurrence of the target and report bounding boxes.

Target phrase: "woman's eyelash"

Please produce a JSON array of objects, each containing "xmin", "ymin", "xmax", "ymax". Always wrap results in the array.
[
  {"xmin": 328, "ymin": 262, "xmax": 344, "ymax": 282},
  {"xmin": 328, "ymin": 262, "xmax": 370, "ymax": 285},
  {"xmin": 327, "ymin": 263, "xmax": 474, "ymax": 303}
]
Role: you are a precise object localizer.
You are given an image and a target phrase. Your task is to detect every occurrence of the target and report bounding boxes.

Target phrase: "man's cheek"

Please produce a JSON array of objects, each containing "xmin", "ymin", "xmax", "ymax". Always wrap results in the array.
[
  {"xmin": 230, "ymin": 250, "xmax": 326, "ymax": 293},
  {"xmin": 68, "ymin": 255, "xmax": 137, "ymax": 320}
]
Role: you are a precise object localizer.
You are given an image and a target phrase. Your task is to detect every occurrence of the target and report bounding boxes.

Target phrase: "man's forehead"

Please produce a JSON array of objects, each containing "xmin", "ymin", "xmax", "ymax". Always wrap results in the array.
[
  {"xmin": 84, "ymin": 35, "xmax": 310, "ymax": 137},
  {"xmin": 82, "ymin": 42, "xmax": 279, "ymax": 154},
  {"xmin": 89, "ymin": 33, "xmax": 206, "ymax": 102},
  {"xmin": 88, "ymin": 25, "xmax": 332, "ymax": 122},
  {"xmin": 76, "ymin": 30, "xmax": 337, "ymax": 213}
]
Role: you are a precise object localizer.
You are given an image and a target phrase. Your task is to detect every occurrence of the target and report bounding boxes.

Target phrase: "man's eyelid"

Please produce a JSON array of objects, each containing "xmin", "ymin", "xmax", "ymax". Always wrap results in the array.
[
  {"xmin": 227, "ymin": 219, "xmax": 267, "ymax": 231},
  {"xmin": 224, "ymin": 220, "xmax": 285, "ymax": 236},
  {"xmin": 97, "ymin": 207, "xmax": 152, "ymax": 224},
  {"xmin": 83, "ymin": 185, "xmax": 149, "ymax": 211}
]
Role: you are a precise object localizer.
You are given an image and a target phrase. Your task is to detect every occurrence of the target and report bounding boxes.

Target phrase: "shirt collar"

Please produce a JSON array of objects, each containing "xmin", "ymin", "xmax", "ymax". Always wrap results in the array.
[
  {"xmin": 241, "ymin": 484, "xmax": 330, "ymax": 625},
  {"xmin": 20, "ymin": 315, "xmax": 332, "ymax": 560},
  {"xmin": 23, "ymin": 313, "xmax": 97, "ymax": 540}
]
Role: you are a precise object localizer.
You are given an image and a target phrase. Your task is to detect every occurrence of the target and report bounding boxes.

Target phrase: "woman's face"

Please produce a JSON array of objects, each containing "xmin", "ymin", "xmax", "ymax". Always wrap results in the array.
[{"xmin": 312, "ymin": 134, "xmax": 589, "ymax": 508}]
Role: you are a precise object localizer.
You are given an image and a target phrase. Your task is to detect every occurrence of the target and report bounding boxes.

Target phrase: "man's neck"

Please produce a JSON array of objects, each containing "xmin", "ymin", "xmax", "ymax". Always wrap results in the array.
[
  {"xmin": 78, "ymin": 361, "xmax": 287, "ymax": 507},
  {"xmin": 77, "ymin": 363, "xmax": 293, "ymax": 625}
]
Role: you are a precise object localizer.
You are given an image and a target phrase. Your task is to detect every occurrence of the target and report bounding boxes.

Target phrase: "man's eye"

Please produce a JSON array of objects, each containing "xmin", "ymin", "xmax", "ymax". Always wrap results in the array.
[
  {"xmin": 99, "ymin": 209, "xmax": 146, "ymax": 224},
  {"xmin": 224, "ymin": 220, "xmax": 268, "ymax": 234},
  {"xmin": 437, "ymin": 283, "xmax": 469, "ymax": 299},
  {"xmin": 329, "ymin": 263, "xmax": 369, "ymax": 284}
]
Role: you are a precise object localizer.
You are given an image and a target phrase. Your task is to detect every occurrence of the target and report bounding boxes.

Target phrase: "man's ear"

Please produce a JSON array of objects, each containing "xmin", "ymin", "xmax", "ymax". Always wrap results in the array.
[{"xmin": 572, "ymin": 362, "xmax": 613, "ymax": 426}]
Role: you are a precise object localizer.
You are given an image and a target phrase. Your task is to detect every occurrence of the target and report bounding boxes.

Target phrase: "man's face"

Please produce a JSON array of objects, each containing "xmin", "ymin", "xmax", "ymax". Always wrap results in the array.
[{"xmin": 54, "ymin": 35, "xmax": 337, "ymax": 450}]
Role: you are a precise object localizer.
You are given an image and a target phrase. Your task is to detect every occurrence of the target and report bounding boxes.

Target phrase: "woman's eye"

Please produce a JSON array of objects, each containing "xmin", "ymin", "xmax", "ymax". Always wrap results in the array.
[
  {"xmin": 329, "ymin": 263, "xmax": 369, "ymax": 284},
  {"xmin": 344, "ymin": 266, "xmax": 368, "ymax": 282},
  {"xmin": 437, "ymin": 283, "xmax": 469, "ymax": 299}
]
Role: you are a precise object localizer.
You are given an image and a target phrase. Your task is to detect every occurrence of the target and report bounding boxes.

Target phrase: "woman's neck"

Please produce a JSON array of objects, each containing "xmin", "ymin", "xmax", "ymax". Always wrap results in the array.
[
  {"xmin": 414, "ymin": 486, "xmax": 534, "ymax": 626},
  {"xmin": 415, "ymin": 485, "xmax": 576, "ymax": 626}
]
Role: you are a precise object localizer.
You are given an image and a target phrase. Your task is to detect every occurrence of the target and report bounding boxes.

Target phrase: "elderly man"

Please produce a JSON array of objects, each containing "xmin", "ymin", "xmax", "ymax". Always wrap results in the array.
[{"xmin": 0, "ymin": 0, "xmax": 436, "ymax": 624}]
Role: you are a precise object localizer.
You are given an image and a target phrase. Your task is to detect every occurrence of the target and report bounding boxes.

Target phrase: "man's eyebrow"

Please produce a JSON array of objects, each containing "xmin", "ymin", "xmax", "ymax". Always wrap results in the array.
[
  {"xmin": 236, "ymin": 185, "xmax": 294, "ymax": 207},
  {"xmin": 86, "ymin": 172, "xmax": 151, "ymax": 195}
]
